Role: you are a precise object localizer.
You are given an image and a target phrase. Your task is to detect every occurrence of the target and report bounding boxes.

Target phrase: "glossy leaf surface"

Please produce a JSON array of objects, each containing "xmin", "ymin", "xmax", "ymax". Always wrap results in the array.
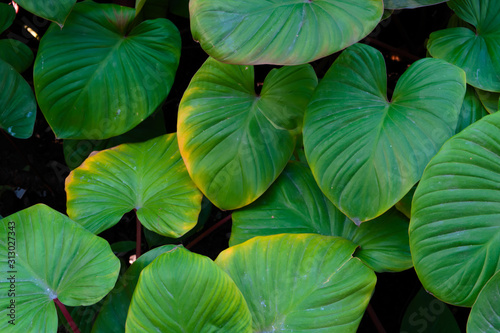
[
  {"xmin": 467, "ymin": 270, "xmax": 500, "ymax": 332},
  {"xmin": 126, "ymin": 246, "xmax": 252, "ymax": 332},
  {"xmin": 384, "ymin": 0, "xmax": 447, "ymax": 9},
  {"xmin": 34, "ymin": 1, "xmax": 181, "ymax": 139},
  {"xmin": 427, "ymin": 0, "xmax": 500, "ymax": 92},
  {"xmin": 0, "ymin": 60, "xmax": 36, "ymax": 138},
  {"xmin": 231, "ymin": 162, "xmax": 412, "ymax": 272},
  {"xmin": 304, "ymin": 43, "xmax": 466, "ymax": 223},
  {"xmin": 92, "ymin": 246, "xmax": 174, "ymax": 333},
  {"xmin": 66, "ymin": 134, "xmax": 202, "ymax": 237},
  {"xmin": 0, "ymin": 39, "xmax": 34, "ymax": 73},
  {"xmin": 0, "ymin": 204, "xmax": 120, "ymax": 332},
  {"xmin": 178, "ymin": 57, "xmax": 317, "ymax": 210},
  {"xmin": 216, "ymin": 234, "xmax": 376, "ymax": 332},
  {"xmin": 15, "ymin": 0, "xmax": 76, "ymax": 25},
  {"xmin": 410, "ymin": 111, "xmax": 500, "ymax": 306},
  {"xmin": 190, "ymin": 0, "xmax": 383, "ymax": 65}
]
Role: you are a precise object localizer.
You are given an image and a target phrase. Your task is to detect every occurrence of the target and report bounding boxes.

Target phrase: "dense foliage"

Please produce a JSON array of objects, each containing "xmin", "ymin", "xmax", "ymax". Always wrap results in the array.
[{"xmin": 0, "ymin": 0, "xmax": 499, "ymax": 332}]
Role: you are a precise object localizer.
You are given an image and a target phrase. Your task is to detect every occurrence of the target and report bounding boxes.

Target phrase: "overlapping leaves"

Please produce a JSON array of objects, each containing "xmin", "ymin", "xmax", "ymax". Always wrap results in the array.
[
  {"xmin": 410, "ymin": 111, "xmax": 500, "ymax": 306},
  {"xmin": 178, "ymin": 57, "xmax": 317, "ymax": 210},
  {"xmin": 304, "ymin": 43, "xmax": 466, "ymax": 223}
]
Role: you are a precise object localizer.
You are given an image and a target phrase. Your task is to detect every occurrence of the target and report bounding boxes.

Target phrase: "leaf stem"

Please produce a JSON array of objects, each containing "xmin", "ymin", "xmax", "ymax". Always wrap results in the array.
[
  {"xmin": 54, "ymin": 298, "xmax": 80, "ymax": 333},
  {"xmin": 367, "ymin": 303, "xmax": 387, "ymax": 333},
  {"xmin": 185, "ymin": 214, "xmax": 232, "ymax": 250}
]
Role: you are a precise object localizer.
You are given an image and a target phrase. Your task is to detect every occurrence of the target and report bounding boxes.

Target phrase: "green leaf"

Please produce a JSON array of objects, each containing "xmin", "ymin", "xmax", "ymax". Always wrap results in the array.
[
  {"xmin": 400, "ymin": 288, "xmax": 461, "ymax": 333},
  {"xmin": 34, "ymin": 1, "xmax": 181, "ymax": 139},
  {"xmin": 66, "ymin": 133, "xmax": 202, "ymax": 237},
  {"xmin": 0, "ymin": 3, "xmax": 15, "ymax": 34},
  {"xmin": 231, "ymin": 161, "xmax": 412, "ymax": 272},
  {"xmin": 0, "ymin": 204, "xmax": 120, "ymax": 332},
  {"xmin": 216, "ymin": 234, "xmax": 377, "ymax": 332},
  {"xmin": 0, "ymin": 39, "xmax": 34, "ymax": 73},
  {"xmin": 467, "ymin": 270, "xmax": 500, "ymax": 332},
  {"xmin": 456, "ymin": 85, "xmax": 489, "ymax": 133},
  {"xmin": 15, "ymin": 0, "xmax": 75, "ymax": 26},
  {"xmin": 410, "ymin": 111, "xmax": 500, "ymax": 306},
  {"xmin": 427, "ymin": 0, "xmax": 500, "ymax": 92},
  {"xmin": 0, "ymin": 59, "xmax": 36, "ymax": 139},
  {"xmin": 190, "ymin": 0, "xmax": 383, "ymax": 65},
  {"xmin": 178, "ymin": 57, "xmax": 317, "ymax": 210},
  {"xmin": 126, "ymin": 246, "xmax": 252, "ymax": 332},
  {"xmin": 63, "ymin": 109, "xmax": 166, "ymax": 169},
  {"xmin": 92, "ymin": 246, "xmax": 175, "ymax": 333},
  {"xmin": 475, "ymin": 87, "xmax": 500, "ymax": 114},
  {"xmin": 303, "ymin": 43, "xmax": 466, "ymax": 223},
  {"xmin": 384, "ymin": 0, "xmax": 447, "ymax": 9}
]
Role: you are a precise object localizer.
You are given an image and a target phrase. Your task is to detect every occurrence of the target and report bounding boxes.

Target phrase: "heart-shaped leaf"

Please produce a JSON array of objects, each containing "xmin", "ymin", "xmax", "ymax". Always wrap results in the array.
[
  {"xmin": 15, "ymin": 0, "xmax": 75, "ymax": 26},
  {"xmin": 0, "ymin": 204, "xmax": 120, "ymax": 332},
  {"xmin": 34, "ymin": 1, "xmax": 181, "ymax": 139},
  {"xmin": 427, "ymin": 0, "xmax": 500, "ymax": 92},
  {"xmin": 467, "ymin": 270, "xmax": 500, "ymax": 332},
  {"xmin": 0, "ymin": 60, "xmax": 36, "ymax": 138},
  {"xmin": 92, "ymin": 245, "xmax": 175, "ymax": 333},
  {"xmin": 216, "ymin": 234, "xmax": 377, "ymax": 332},
  {"xmin": 303, "ymin": 43, "xmax": 466, "ymax": 223},
  {"xmin": 231, "ymin": 161, "xmax": 412, "ymax": 272},
  {"xmin": 66, "ymin": 133, "xmax": 203, "ymax": 237},
  {"xmin": 178, "ymin": 57, "xmax": 317, "ymax": 210},
  {"xmin": 190, "ymin": 0, "xmax": 383, "ymax": 65},
  {"xmin": 456, "ymin": 86, "xmax": 489, "ymax": 133},
  {"xmin": 0, "ymin": 3, "xmax": 15, "ymax": 34},
  {"xmin": 410, "ymin": 111, "xmax": 500, "ymax": 306},
  {"xmin": 384, "ymin": 0, "xmax": 447, "ymax": 9},
  {"xmin": 126, "ymin": 245, "xmax": 252, "ymax": 332},
  {"xmin": 0, "ymin": 39, "xmax": 34, "ymax": 73}
]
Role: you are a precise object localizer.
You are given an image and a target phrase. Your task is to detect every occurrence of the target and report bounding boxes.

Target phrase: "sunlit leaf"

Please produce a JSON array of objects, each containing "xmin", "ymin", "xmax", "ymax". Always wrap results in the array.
[
  {"xmin": 410, "ymin": 111, "xmax": 500, "ymax": 306},
  {"xmin": 304, "ymin": 43, "xmax": 466, "ymax": 222},
  {"xmin": 126, "ymin": 246, "xmax": 252, "ymax": 332},
  {"xmin": 0, "ymin": 204, "xmax": 120, "ymax": 332},
  {"xmin": 178, "ymin": 57, "xmax": 317, "ymax": 210},
  {"xmin": 190, "ymin": 0, "xmax": 383, "ymax": 65},
  {"xmin": 216, "ymin": 234, "xmax": 376, "ymax": 332},
  {"xmin": 66, "ymin": 134, "xmax": 202, "ymax": 237}
]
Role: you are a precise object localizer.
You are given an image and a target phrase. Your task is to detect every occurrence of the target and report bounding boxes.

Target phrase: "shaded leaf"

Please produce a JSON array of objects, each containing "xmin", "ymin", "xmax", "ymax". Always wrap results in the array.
[
  {"xmin": 126, "ymin": 246, "xmax": 252, "ymax": 332},
  {"xmin": 0, "ymin": 39, "xmax": 34, "ymax": 73},
  {"xmin": 231, "ymin": 161, "xmax": 412, "ymax": 272},
  {"xmin": 0, "ymin": 59, "xmax": 36, "ymax": 138},
  {"xmin": 15, "ymin": 0, "xmax": 75, "ymax": 26}
]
